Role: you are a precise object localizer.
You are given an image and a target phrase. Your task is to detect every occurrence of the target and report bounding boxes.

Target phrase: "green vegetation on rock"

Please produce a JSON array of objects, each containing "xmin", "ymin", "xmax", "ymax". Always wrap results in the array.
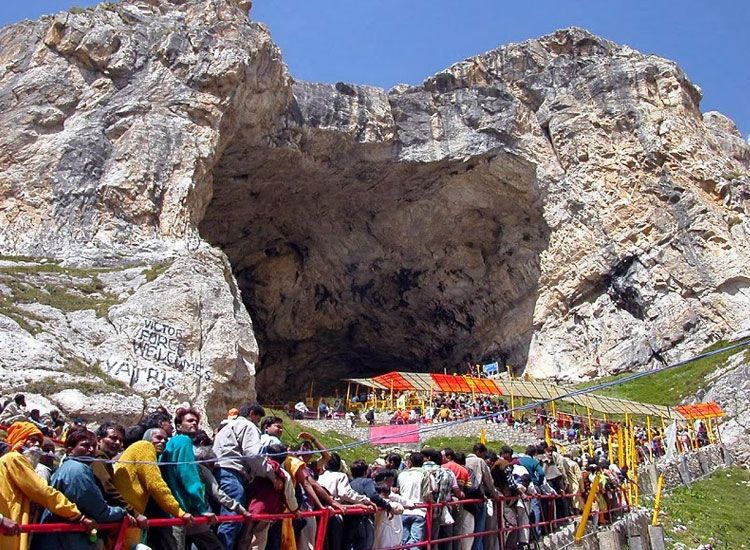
[
  {"xmin": 661, "ymin": 466, "xmax": 750, "ymax": 549},
  {"xmin": 19, "ymin": 359, "xmax": 138, "ymax": 397},
  {"xmin": 575, "ymin": 338, "xmax": 750, "ymax": 406},
  {"xmin": 0, "ymin": 259, "xmax": 123, "ymax": 321},
  {"xmin": 142, "ymin": 261, "xmax": 173, "ymax": 282}
]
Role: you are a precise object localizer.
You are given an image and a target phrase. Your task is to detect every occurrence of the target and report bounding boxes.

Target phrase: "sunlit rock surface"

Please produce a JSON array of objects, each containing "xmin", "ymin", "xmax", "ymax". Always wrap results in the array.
[{"xmin": 0, "ymin": 0, "xmax": 748, "ymax": 426}]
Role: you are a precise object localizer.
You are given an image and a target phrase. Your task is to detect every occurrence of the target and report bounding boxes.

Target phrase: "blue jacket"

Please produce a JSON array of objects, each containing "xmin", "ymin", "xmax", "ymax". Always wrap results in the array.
[
  {"xmin": 32, "ymin": 457, "xmax": 126, "ymax": 550},
  {"xmin": 160, "ymin": 434, "xmax": 208, "ymax": 514},
  {"xmin": 517, "ymin": 455, "xmax": 546, "ymax": 487}
]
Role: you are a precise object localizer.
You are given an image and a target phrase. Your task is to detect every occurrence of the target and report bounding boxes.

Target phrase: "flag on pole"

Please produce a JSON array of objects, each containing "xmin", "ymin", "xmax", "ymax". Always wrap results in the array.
[{"xmin": 479, "ymin": 427, "xmax": 487, "ymax": 445}]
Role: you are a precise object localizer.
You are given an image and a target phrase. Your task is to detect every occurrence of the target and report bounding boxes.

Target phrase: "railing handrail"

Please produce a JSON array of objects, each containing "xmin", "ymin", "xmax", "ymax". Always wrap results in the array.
[{"xmin": 0, "ymin": 487, "xmax": 633, "ymax": 550}]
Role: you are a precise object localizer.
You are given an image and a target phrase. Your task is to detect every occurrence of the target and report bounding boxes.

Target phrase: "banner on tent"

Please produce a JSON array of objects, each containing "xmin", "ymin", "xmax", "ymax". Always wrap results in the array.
[{"xmin": 369, "ymin": 424, "xmax": 420, "ymax": 444}]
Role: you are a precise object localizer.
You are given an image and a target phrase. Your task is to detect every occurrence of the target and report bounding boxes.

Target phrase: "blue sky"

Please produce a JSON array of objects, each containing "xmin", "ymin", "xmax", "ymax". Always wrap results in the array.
[{"xmin": 2, "ymin": 1, "xmax": 748, "ymax": 138}]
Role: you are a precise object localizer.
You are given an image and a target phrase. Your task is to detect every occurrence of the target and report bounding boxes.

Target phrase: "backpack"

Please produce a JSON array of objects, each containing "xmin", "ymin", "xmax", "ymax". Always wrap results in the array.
[{"xmin": 463, "ymin": 467, "xmax": 484, "ymax": 515}]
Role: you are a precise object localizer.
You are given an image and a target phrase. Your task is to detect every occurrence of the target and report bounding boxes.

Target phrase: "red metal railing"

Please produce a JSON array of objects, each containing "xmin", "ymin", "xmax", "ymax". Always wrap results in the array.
[{"xmin": 0, "ymin": 490, "xmax": 632, "ymax": 549}]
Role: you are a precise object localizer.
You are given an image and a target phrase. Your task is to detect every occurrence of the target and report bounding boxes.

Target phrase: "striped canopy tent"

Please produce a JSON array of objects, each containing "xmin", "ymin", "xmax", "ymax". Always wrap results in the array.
[
  {"xmin": 344, "ymin": 371, "xmax": 686, "ymax": 420},
  {"xmin": 346, "ymin": 371, "xmax": 505, "ymax": 395},
  {"xmin": 344, "ymin": 377, "xmax": 389, "ymax": 390},
  {"xmin": 674, "ymin": 402, "xmax": 725, "ymax": 420}
]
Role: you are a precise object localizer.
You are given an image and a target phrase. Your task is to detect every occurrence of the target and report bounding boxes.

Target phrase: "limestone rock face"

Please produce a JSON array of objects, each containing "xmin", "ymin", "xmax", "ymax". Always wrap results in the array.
[
  {"xmin": 0, "ymin": 0, "xmax": 278, "ymax": 425},
  {"xmin": 697, "ymin": 336, "xmax": 750, "ymax": 464},
  {"xmin": 0, "ymin": 249, "xmax": 257, "ymax": 426},
  {"xmin": 0, "ymin": 0, "xmax": 288, "ymax": 256},
  {"xmin": 203, "ymin": 27, "xmax": 750, "ymax": 394},
  {"xmin": 0, "ymin": 0, "xmax": 748, "ymax": 426}
]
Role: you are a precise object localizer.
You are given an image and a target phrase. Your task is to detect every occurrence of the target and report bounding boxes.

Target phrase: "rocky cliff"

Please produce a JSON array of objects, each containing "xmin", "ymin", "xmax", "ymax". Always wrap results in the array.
[{"xmin": 0, "ymin": 0, "xmax": 748, "ymax": 428}]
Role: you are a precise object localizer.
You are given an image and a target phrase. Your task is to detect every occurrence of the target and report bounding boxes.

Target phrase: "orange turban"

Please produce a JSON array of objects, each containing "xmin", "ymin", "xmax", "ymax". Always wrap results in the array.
[{"xmin": 6, "ymin": 421, "xmax": 43, "ymax": 451}]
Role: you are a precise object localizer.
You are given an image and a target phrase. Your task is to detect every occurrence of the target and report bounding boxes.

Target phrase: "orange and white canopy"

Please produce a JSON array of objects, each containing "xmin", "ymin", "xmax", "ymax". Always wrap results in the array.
[{"xmin": 345, "ymin": 371, "xmax": 714, "ymax": 420}]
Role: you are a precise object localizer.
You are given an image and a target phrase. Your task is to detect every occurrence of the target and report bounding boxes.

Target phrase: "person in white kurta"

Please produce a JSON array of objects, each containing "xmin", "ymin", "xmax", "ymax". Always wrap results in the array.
[{"xmin": 374, "ymin": 493, "xmax": 408, "ymax": 548}]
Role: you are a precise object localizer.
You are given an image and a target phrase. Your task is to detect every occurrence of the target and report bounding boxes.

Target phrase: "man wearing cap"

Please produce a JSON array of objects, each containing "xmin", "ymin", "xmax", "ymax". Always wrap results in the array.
[{"xmin": 0, "ymin": 422, "xmax": 95, "ymax": 550}]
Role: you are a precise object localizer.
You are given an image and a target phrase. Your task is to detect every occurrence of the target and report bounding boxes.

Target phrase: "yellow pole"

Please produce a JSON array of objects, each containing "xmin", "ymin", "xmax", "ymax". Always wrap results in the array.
[
  {"xmin": 651, "ymin": 474, "xmax": 665, "ymax": 525},
  {"xmin": 617, "ymin": 425, "xmax": 625, "ymax": 466},
  {"xmin": 707, "ymin": 417, "xmax": 716, "ymax": 444},
  {"xmin": 390, "ymin": 379, "xmax": 394, "ymax": 410},
  {"xmin": 714, "ymin": 416, "xmax": 724, "ymax": 446},
  {"xmin": 575, "ymin": 473, "xmax": 602, "ymax": 543},
  {"xmin": 630, "ymin": 424, "xmax": 640, "ymax": 506},
  {"xmin": 346, "ymin": 382, "xmax": 351, "ymax": 409},
  {"xmin": 586, "ymin": 402, "xmax": 594, "ymax": 457},
  {"xmin": 624, "ymin": 424, "xmax": 633, "ymax": 504},
  {"xmin": 646, "ymin": 416, "xmax": 654, "ymax": 460}
]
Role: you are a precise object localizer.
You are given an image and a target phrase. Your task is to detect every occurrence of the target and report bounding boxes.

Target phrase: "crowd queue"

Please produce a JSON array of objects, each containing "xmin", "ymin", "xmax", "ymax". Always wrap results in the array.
[
  {"xmin": 375, "ymin": 391, "xmax": 712, "ymax": 464},
  {"xmin": 1, "ymin": 392, "xmax": 640, "ymax": 550}
]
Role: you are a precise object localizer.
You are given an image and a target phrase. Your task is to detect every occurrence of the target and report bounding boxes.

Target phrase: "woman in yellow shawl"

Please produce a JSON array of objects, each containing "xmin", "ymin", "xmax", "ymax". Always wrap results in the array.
[
  {"xmin": 113, "ymin": 427, "xmax": 194, "ymax": 548},
  {"xmin": 0, "ymin": 422, "xmax": 95, "ymax": 550}
]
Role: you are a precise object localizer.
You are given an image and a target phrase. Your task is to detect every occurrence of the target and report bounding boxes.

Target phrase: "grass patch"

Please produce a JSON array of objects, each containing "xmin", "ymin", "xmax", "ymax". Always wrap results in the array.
[
  {"xmin": 421, "ymin": 434, "xmax": 518, "ymax": 454},
  {"xmin": 0, "ymin": 263, "xmax": 122, "ymax": 318},
  {"xmin": 575, "ymin": 338, "xmax": 750, "ymax": 406},
  {"xmin": 6, "ymin": 278, "xmax": 120, "ymax": 317},
  {"xmin": 0, "ymin": 255, "xmax": 59, "ymax": 264},
  {"xmin": 20, "ymin": 360, "xmax": 137, "ymax": 398},
  {"xmin": 142, "ymin": 261, "xmax": 173, "ymax": 283},
  {"xmin": 662, "ymin": 466, "xmax": 750, "ymax": 548},
  {"xmin": 68, "ymin": 359, "xmax": 138, "ymax": 395},
  {"xmin": 0, "ymin": 298, "xmax": 46, "ymax": 334},
  {"xmin": 19, "ymin": 377, "xmax": 115, "ymax": 397},
  {"xmin": 269, "ymin": 408, "xmax": 380, "ymax": 465},
  {"xmin": 0, "ymin": 262, "xmax": 122, "ymax": 278}
]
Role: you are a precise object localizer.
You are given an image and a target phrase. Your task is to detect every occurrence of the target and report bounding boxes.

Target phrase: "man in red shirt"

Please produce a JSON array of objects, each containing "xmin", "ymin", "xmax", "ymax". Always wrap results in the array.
[
  {"xmin": 441, "ymin": 448, "xmax": 470, "ymax": 488},
  {"xmin": 442, "ymin": 448, "xmax": 475, "ymax": 549}
]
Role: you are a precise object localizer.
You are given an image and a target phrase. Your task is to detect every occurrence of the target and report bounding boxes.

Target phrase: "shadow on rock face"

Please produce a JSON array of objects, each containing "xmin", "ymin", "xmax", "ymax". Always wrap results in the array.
[{"xmin": 200, "ymin": 123, "xmax": 549, "ymax": 399}]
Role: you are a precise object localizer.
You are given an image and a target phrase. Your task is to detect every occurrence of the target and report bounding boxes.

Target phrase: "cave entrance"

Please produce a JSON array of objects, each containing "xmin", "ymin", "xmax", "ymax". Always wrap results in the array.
[{"xmin": 199, "ymin": 132, "xmax": 548, "ymax": 400}]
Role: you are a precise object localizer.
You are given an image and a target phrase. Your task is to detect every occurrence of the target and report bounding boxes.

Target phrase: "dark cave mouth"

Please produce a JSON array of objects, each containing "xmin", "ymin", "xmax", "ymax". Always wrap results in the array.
[{"xmin": 198, "ymin": 140, "xmax": 549, "ymax": 398}]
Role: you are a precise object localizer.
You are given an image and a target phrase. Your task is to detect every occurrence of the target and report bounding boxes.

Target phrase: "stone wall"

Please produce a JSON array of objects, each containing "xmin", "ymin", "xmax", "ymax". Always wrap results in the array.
[
  {"xmin": 637, "ymin": 444, "xmax": 730, "ymax": 495},
  {"xmin": 541, "ymin": 509, "xmax": 653, "ymax": 550},
  {"xmin": 296, "ymin": 419, "xmax": 371, "ymax": 443},
  {"xmin": 296, "ymin": 417, "xmax": 537, "ymax": 448}
]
